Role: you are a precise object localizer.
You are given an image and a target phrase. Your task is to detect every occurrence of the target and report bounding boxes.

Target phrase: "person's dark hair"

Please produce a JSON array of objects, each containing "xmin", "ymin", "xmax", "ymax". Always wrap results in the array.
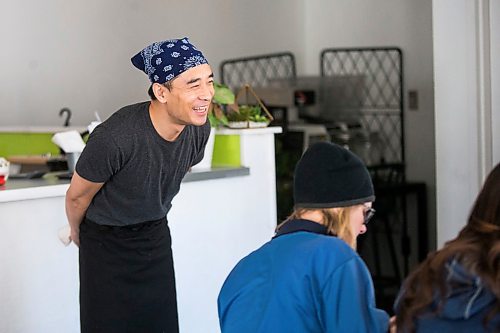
[
  {"xmin": 148, "ymin": 80, "xmax": 174, "ymax": 100},
  {"xmin": 395, "ymin": 163, "xmax": 500, "ymax": 332}
]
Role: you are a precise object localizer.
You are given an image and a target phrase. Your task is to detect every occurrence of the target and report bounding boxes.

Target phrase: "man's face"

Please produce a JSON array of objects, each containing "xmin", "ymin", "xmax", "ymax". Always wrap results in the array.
[{"xmin": 164, "ymin": 64, "xmax": 214, "ymax": 126}]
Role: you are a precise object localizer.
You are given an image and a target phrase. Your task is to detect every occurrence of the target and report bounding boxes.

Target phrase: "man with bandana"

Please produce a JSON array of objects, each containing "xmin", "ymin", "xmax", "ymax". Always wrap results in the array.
[{"xmin": 65, "ymin": 37, "xmax": 213, "ymax": 333}]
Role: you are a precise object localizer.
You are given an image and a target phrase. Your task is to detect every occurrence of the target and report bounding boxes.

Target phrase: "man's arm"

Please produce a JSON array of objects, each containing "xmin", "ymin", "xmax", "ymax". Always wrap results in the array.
[{"xmin": 65, "ymin": 171, "xmax": 104, "ymax": 247}]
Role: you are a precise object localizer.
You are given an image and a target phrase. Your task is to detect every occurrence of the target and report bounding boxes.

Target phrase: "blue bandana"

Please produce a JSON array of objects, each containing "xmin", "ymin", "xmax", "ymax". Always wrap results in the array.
[{"xmin": 131, "ymin": 37, "xmax": 209, "ymax": 84}]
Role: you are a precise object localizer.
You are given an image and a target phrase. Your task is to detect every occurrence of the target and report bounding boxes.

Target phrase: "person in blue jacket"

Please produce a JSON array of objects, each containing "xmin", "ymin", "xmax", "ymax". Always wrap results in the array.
[
  {"xmin": 394, "ymin": 163, "xmax": 500, "ymax": 333},
  {"xmin": 218, "ymin": 142, "xmax": 391, "ymax": 333}
]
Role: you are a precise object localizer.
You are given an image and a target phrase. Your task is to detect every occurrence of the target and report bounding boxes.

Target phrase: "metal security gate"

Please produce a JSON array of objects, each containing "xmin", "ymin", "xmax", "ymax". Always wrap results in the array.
[
  {"xmin": 321, "ymin": 47, "xmax": 405, "ymax": 169},
  {"xmin": 220, "ymin": 52, "xmax": 296, "ymax": 92}
]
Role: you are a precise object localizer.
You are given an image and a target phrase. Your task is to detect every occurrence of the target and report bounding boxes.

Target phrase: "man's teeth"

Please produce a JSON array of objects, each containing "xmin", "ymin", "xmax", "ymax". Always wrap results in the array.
[{"xmin": 194, "ymin": 106, "xmax": 207, "ymax": 112}]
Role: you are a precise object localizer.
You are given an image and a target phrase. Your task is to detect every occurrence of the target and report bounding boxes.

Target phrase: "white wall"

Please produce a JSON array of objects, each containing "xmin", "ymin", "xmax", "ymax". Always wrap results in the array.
[
  {"xmin": 302, "ymin": 0, "xmax": 436, "ymax": 250},
  {"xmin": 433, "ymin": 0, "xmax": 499, "ymax": 246},
  {"xmin": 492, "ymin": 1, "xmax": 500, "ymax": 164},
  {"xmin": 0, "ymin": 0, "xmax": 304, "ymax": 126}
]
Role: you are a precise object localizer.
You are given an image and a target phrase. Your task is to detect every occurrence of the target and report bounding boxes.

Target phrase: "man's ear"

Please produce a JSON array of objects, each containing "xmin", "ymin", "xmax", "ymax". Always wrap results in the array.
[{"xmin": 153, "ymin": 83, "xmax": 168, "ymax": 103}]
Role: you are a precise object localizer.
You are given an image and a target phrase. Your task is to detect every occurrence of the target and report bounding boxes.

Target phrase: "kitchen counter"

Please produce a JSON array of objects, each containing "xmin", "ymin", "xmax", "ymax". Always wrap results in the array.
[
  {"xmin": 0, "ymin": 127, "xmax": 281, "ymax": 333},
  {"xmin": 0, "ymin": 167, "xmax": 250, "ymax": 203}
]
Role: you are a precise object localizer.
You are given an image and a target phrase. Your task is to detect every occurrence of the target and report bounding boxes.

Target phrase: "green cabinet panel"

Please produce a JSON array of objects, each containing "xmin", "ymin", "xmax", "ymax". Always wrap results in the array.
[{"xmin": 0, "ymin": 133, "xmax": 60, "ymax": 157}]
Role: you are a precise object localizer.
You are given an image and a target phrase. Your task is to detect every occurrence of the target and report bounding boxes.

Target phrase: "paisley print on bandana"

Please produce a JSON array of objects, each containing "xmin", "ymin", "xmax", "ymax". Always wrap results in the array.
[{"xmin": 131, "ymin": 37, "xmax": 208, "ymax": 84}]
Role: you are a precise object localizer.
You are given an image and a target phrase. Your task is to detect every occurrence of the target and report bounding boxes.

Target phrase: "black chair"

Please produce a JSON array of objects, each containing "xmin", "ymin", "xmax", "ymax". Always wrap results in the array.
[
  {"xmin": 356, "ymin": 163, "xmax": 406, "ymax": 313},
  {"xmin": 361, "ymin": 163, "xmax": 405, "ymax": 277}
]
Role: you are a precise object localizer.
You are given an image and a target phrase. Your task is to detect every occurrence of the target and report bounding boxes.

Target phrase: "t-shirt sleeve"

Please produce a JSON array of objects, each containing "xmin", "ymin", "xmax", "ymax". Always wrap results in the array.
[
  {"xmin": 191, "ymin": 120, "xmax": 211, "ymax": 166},
  {"xmin": 75, "ymin": 126, "xmax": 122, "ymax": 183},
  {"xmin": 320, "ymin": 256, "xmax": 389, "ymax": 333}
]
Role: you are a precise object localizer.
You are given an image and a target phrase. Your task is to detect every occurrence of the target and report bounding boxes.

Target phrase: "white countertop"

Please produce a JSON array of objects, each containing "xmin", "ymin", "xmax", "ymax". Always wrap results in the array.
[
  {"xmin": 215, "ymin": 126, "xmax": 282, "ymax": 135},
  {"xmin": 0, "ymin": 167, "xmax": 250, "ymax": 203},
  {"xmin": 0, "ymin": 126, "xmax": 281, "ymax": 203},
  {"xmin": 0, "ymin": 177, "xmax": 71, "ymax": 202}
]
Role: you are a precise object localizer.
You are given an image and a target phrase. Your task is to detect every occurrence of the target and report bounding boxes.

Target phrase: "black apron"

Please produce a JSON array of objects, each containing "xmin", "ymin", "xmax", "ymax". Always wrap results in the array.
[{"xmin": 79, "ymin": 217, "xmax": 178, "ymax": 333}]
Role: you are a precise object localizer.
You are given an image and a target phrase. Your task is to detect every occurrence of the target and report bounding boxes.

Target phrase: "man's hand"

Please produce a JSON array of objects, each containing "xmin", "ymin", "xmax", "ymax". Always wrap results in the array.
[
  {"xmin": 57, "ymin": 225, "xmax": 72, "ymax": 246},
  {"xmin": 65, "ymin": 171, "xmax": 104, "ymax": 248},
  {"xmin": 389, "ymin": 316, "xmax": 397, "ymax": 333},
  {"xmin": 70, "ymin": 227, "xmax": 80, "ymax": 247}
]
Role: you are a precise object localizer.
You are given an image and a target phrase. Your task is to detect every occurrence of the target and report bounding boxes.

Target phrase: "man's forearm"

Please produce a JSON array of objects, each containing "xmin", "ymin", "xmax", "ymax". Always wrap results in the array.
[
  {"xmin": 64, "ymin": 172, "xmax": 104, "ymax": 246},
  {"xmin": 65, "ymin": 195, "xmax": 90, "ymax": 231},
  {"xmin": 65, "ymin": 194, "xmax": 93, "ymax": 247}
]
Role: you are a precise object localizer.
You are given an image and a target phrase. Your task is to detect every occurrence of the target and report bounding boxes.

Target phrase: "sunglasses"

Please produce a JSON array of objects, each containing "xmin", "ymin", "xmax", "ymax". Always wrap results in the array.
[{"xmin": 363, "ymin": 208, "xmax": 376, "ymax": 225}]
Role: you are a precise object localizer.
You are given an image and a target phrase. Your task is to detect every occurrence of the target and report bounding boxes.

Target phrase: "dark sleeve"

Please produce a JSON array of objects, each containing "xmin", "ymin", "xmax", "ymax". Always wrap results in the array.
[
  {"xmin": 191, "ymin": 120, "xmax": 212, "ymax": 166},
  {"xmin": 75, "ymin": 126, "xmax": 122, "ymax": 183},
  {"xmin": 320, "ymin": 256, "xmax": 390, "ymax": 333}
]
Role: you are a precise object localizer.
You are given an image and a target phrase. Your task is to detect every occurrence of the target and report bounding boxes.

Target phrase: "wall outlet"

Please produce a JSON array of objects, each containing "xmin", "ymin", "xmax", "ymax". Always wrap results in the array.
[{"xmin": 408, "ymin": 90, "xmax": 419, "ymax": 110}]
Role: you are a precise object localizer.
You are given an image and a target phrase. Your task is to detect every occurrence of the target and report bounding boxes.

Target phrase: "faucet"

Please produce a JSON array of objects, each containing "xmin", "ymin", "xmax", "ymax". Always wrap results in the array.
[{"xmin": 59, "ymin": 107, "xmax": 72, "ymax": 127}]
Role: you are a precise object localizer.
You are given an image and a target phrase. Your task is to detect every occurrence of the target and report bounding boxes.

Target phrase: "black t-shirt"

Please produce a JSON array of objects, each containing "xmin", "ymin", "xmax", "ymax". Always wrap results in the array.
[{"xmin": 76, "ymin": 101, "xmax": 211, "ymax": 226}]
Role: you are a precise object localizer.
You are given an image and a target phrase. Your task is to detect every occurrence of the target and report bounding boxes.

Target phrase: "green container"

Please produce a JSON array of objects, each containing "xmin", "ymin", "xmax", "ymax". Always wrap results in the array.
[
  {"xmin": 0, "ymin": 133, "xmax": 60, "ymax": 157},
  {"xmin": 211, "ymin": 134, "xmax": 241, "ymax": 167}
]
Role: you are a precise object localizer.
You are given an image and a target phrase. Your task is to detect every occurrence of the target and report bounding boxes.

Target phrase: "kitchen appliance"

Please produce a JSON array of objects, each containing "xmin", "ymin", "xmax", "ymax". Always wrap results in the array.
[
  {"xmin": 252, "ymin": 75, "xmax": 386, "ymax": 165},
  {"xmin": 251, "ymin": 75, "xmax": 366, "ymax": 126},
  {"xmin": 286, "ymin": 124, "xmax": 330, "ymax": 153}
]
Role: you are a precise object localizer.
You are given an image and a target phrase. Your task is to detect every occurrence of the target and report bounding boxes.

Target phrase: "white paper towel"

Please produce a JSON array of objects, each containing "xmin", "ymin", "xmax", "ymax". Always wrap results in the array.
[
  {"xmin": 58, "ymin": 225, "xmax": 72, "ymax": 246},
  {"xmin": 87, "ymin": 121, "xmax": 101, "ymax": 134},
  {"xmin": 51, "ymin": 130, "xmax": 85, "ymax": 153}
]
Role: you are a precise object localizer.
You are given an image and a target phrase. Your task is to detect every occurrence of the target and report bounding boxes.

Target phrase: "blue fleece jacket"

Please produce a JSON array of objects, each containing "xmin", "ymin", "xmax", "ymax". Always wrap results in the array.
[
  {"xmin": 218, "ymin": 219, "xmax": 389, "ymax": 333},
  {"xmin": 395, "ymin": 259, "xmax": 500, "ymax": 332}
]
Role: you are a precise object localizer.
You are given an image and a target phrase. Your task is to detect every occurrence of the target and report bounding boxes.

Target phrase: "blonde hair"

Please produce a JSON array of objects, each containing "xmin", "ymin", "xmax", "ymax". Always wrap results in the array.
[{"xmin": 277, "ymin": 207, "xmax": 357, "ymax": 249}]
